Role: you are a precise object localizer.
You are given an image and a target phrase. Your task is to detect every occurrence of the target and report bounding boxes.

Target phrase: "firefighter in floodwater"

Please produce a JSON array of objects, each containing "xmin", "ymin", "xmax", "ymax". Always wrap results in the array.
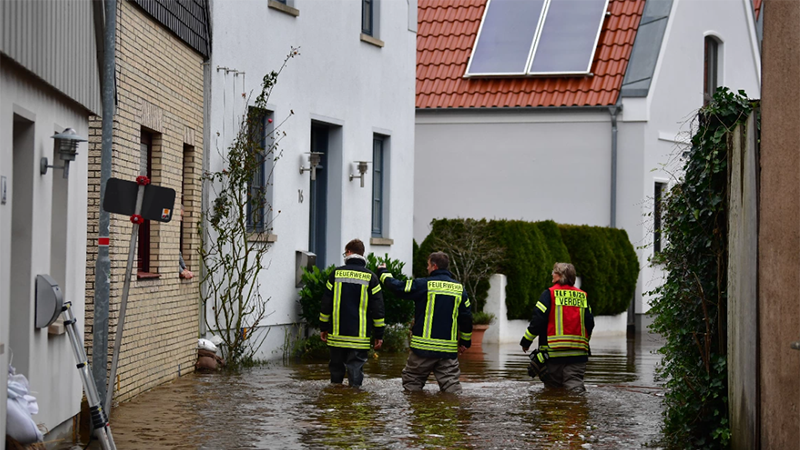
[
  {"xmin": 521, "ymin": 262, "xmax": 594, "ymax": 393},
  {"xmin": 319, "ymin": 239, "xmax": 385, "ymax": 388},
  {"xmin": 378, "ymin": 251, "xmax": 472, "ymax": 393}
]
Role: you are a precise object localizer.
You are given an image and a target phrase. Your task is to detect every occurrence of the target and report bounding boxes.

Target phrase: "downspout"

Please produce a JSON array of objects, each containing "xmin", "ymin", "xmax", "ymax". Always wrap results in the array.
[
  {"xmin": 92, "ymin": 0, "xmax": 117, "ymax": 407},
  {"xmin": 609, "ymin": 104, "xmax": 621, "ymax": 228}
]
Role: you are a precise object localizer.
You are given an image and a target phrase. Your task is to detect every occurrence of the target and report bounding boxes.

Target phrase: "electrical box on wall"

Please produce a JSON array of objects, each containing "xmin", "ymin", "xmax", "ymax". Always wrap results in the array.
[
  {"xmin": 295, "ymin": 251, "xmax": 317, "ymax": 287},
  {"xmin": 35, "ymin": 274, "xmax": 63, "ymax": 329}
]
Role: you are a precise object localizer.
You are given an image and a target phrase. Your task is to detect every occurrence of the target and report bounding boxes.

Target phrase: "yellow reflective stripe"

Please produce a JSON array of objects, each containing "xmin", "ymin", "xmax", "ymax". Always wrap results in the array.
[
  {"xmin": 327, "ymin": 335, "xmax": 371, "ymax": 349},
  {"xmin": 404, "ymin": 280, "xmax": 413, "ymax": 293},
  {"xmin": 450, "ymin": 295, "xmax": 461, "ymax": 341},
  {"xmin": 555, "ymin": 303, "xmax": 563, "ymax": 337},
  {"xmin": 536, "ymin": 301, "xmax": 547, "ymax": 313},
  {"xmin": 371, "ymin": 284, "xmax": 381, "ymax": 295},
  {"xmin": 423, "ymin": 292, "xmax": 435, "ymax": 339},
  {"xmin": 359, "ymin": 285, "xmax": 368, "ymax": 338},
  {"xmin": 319, "ymin": 313, "xmax": 331, "ymax": 323},
  {"xmin": 459, "ymin": 331, "xmax": 472, "ymax": 341},
  {"xmin": 380, "ymin": 272, "xmax": 393, "ymax": 282},
  {"xmin": 326, "ymin": 280, "xmax": 333, "ymax": 290},
  {"xmin": 329, "ymin": 335, "xmax": 371, "ymax": 343},
  {"xmin": 373, "ymin": 318, "xmax": 385, "ymax": 328},
  {"xmin": 580, "ymin": 306, "xmax": 586, "ymax": 337},
  {"xmin": 333, "ymin": 282, "xmax": 342, "ymax": 335},
  {"xmin": 465, "ymin": 298, "xmax": 471, "ymax": 308},
  {"xmin": 336, "ymin": 270, "xmax": 372, "ymax": 282},
  {"xmin": 410, "ymin": 336, "xmax": 459, "ymax": 352},
  {"xmin": 523, "ymin": 329, "xmax": 536, "ymax": 341},
  {"xmin": 548, "ymin": 350, "xmax": 589, "ymax": 358},
  {"xmin": 427, "ymin": 280, "xmax": 463, "ymax": 294}
]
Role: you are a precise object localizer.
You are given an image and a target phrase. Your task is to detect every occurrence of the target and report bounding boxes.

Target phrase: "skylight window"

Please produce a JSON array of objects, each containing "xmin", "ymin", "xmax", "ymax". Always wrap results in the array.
[{"xmin": 465, "ymin": 0, "xmax": 609, "ymax": 77}]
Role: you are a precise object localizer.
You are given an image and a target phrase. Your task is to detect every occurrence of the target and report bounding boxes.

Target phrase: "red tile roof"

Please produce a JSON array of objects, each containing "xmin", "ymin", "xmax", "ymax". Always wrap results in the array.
[{"xmin": 417, "ymin": 0, "xmax": 646, "ymax": 109}]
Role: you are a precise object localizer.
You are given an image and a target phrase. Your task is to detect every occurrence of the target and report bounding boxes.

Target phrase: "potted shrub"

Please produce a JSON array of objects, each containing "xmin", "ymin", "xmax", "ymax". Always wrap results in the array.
[{"xmin": 468, "ymin": 311, "xmax": 495, "ymax": 350}]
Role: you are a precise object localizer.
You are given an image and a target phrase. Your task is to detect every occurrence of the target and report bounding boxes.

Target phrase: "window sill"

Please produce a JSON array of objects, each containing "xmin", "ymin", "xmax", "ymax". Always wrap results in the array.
[
  {"xmin": 268, "ymin": 0, "xmax": 299, "ymax": 17},
  {"xmin": 370, "ymin": 237, "xmax": 393, "ymax": 246},
  {"xmin": 360, "ymin": 33, "xmax": 384, "ymax": 48},
  {"xmin": 248, "ymin": 232, "xmax": 278, "ymax": 243},
  {"xmin": 137, "ymin": 271, "xmax": 161, "ymax": 280}
]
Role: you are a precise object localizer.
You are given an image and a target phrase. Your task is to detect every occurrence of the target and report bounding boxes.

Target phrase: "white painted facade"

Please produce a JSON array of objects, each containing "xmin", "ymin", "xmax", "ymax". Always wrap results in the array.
[
  {"xmin": 415, "ymin": 0, "xmax": 761, "ymax": 328},
  {"xmin": 205, "ymin": 0, "xmax": 417, "ymax": 360},
  {"xmin": 619, "ymin": 0, "xmax": 761, "ymax": 322},
  {"xmin": 0, "ymin": 61, "xmax": 89, "ymax": 439}
]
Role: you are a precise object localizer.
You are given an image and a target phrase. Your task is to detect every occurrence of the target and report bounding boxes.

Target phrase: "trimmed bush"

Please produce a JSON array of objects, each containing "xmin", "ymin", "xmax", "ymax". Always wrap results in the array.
[
  {"xmin": 416, "ymin": 218, "xmax": 637, "ymax": 319},
  {"xmin": 558, "ymin": 225, "xmax": 639, "ymax": 316},
  {"xmin": 297, "ymin": 264, "xmax": 336, "ymax": 330}
]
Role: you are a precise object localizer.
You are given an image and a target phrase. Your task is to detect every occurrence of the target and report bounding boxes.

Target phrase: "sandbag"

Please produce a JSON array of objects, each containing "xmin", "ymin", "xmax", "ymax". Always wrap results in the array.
[{"xmin": 6, "ymin": 371, "xmax": 43, "ymax": 444}]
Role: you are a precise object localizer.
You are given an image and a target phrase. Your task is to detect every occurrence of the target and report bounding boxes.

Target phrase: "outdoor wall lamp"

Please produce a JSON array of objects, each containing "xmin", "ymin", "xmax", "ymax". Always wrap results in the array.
[
  {"xmin": 300, "ymin": 152, "xmax": 324, "ymax": 181},
  {"xmin": 41, "ymin": 128, "xmax": 87, "ymax": 179},
  {"xmin": 349, "ymin": 161, "xmax": 370, "ymax": 188}
]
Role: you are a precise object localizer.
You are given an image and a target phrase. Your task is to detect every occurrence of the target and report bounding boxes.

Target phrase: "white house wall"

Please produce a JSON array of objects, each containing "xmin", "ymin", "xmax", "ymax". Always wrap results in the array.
[
  {"xmin": 206, "ymin": 0, "xmax": 417, "ymax": 360},
  {"xmin": 623, "ymin": 0, "xmax": 762, "ymax": 317},
  {"xmin": 0, "ymin": 61, "xmax": 87, "ymax": 436},
  {"xmin": 414, "ymin": 109, "xmax": 613, "ymax": 240}
]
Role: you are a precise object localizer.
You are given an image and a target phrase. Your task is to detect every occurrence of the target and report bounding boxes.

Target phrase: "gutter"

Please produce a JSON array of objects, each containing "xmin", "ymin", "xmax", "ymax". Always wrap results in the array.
[
  {"xmin": 416, "ymin": 105, "xmax": 614, "ymax": 114},
  {"xmin": 609, "ymin": 103, "xmax": 621, "ymax": 228}
]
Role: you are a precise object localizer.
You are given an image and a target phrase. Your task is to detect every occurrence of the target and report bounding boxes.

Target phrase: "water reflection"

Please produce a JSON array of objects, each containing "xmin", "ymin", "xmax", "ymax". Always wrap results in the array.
[{"xmin": 91, "ymin": 335, "xmax": 664, "ymax": 449}]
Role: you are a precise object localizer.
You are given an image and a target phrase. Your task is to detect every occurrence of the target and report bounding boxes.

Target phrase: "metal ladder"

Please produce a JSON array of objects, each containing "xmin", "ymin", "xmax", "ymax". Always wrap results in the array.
[{"xmin": 62, "ymin": 301, "xmax": 117, "ymax": 450}]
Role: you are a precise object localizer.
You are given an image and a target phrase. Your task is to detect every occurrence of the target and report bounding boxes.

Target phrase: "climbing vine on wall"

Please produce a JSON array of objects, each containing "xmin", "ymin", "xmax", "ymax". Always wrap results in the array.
[{"xmin": 649, "ymin": 88, "xmax": 757, "ymax": 449}]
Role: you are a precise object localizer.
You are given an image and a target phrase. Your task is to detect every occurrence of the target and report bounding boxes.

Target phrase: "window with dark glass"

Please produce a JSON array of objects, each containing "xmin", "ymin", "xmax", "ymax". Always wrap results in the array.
[
  {"xmin": 371, "ymin": 136, "xmax": 384, "ymax": 237},
  {"xmin": 246, "ymin": 107, "xmax": 273, "ymax": 233},
  {"xmin": 362, "ymin": 0, "xmax": 373, "ymax": 36},
  {"xmin": 704, "ymin": 37, "xmax": 719, "ymax": 105},
  {"xmin": 654, "ymin": 182, "xmax": 666, "ymax": 254},
  {"xmin": 138, "ymin": 130, "xmax": 154, "ymax": 275}
]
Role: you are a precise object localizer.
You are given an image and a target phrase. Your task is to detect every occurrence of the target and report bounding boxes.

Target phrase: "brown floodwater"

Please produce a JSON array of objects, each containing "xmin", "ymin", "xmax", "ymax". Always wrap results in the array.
[{"xmin": 89, "ymin": 334, "xmax": 664, "ymax": 449}]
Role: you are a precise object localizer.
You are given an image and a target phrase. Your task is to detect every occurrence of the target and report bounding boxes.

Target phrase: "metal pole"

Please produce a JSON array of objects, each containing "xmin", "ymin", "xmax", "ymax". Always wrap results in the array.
[
  {"xmin": 93, "ymin": 0, "xmax": 117, "ymax": 406},
  {"xmin": 105, "ymin": 181, "xmax": 145, "ymax": 416}
]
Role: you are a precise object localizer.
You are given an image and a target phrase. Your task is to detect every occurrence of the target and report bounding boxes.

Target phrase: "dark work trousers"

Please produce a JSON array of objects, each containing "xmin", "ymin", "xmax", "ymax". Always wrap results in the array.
[
  {"xmin": 329, "ymin": 347, "xmax": 369, "ymax": 387},
  {"xmin": 543, "ymin": 361, "xmax": 587, "ymax": 393},
  {"xmin": 401, "ymin": 351, "xmax": 462, "ymax": 393}
]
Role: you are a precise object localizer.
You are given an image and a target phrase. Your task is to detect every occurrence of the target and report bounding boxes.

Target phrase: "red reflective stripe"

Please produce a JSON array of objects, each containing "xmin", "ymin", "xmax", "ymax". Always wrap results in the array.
[{"xmin": 98, "ymin": 237, "xmax": 110, "ymax": 246}]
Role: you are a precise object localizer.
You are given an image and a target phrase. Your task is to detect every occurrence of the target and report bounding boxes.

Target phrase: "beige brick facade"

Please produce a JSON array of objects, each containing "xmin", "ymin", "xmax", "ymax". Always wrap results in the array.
[{"xmin": 85, "ymin": 0, "xmax": 204, "ymax": 404}]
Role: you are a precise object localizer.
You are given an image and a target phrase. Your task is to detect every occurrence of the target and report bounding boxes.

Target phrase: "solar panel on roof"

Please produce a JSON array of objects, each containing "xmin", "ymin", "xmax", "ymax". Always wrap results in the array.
[
  {"xmin": 465, "ymin": 0, "xmax": 608, "ymax": 77},
  {"xmin": 465, "ymin": 0, "xmax": 546, "ymax": 76},
  {"xmin": 529, "ymin": 0, "xmax": 609, "ymax": 74}
]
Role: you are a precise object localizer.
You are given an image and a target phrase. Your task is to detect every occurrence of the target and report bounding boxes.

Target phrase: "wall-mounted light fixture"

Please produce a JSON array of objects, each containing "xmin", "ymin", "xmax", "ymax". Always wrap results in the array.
[
  {"xmin": 300, "ymin": 152, "xmax": 324, "ymax": 181},
  {"xmin": 349, "ymin": 161, "xmax": 370, "ymax": 188},
  {"xmin": 41, "ymin": 128, "xmax": 87, "ymax": 179}
]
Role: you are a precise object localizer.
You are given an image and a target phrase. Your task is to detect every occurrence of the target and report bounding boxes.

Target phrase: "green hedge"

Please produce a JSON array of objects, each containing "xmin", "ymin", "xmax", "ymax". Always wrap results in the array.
[
  {"xmin": 416, "ymin": 218, "xmax": 639, "ymax": 319},
  {"xmin": 558, "ymin": 225, "xmax": 639, "ymax": 316}
]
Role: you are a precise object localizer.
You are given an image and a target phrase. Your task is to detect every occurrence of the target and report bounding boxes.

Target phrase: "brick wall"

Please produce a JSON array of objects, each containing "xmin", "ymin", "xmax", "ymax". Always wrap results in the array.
[{"xmin": 85, "ymin": 0, "xmax": 204, "ymax": 404}]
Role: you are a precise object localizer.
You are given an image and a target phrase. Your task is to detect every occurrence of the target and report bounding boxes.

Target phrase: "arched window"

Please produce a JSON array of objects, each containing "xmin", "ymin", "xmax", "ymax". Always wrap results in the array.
[{"xmin": 704, "ymin": 36, "xmax": 721, "ymax": 104}]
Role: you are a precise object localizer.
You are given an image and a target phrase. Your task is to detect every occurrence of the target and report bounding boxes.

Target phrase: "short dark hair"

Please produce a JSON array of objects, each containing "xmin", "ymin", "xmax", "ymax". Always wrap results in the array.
[
  {"xmin": 428, "ymin": 252, "xmax": 449, "ymax": 270},
  {"xmin": 345, "ymin": 239, "xmax": 365, "ymax": 256}
]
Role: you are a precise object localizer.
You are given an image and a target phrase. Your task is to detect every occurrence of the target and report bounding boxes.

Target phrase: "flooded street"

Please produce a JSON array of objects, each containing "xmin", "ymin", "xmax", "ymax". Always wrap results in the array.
[{"xmin": 105, "ymin": 334, "xmax": 664, "ymax": 449}]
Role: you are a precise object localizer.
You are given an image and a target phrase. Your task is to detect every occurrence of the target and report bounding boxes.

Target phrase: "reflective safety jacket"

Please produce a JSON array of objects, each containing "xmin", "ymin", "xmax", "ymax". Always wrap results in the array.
[
  {"xmin": 519, "ymin": 284, "xmax": 594, "ymax": 363},
  {"xmin": 319, "ymin": 258, "xmax": 385, "ymax": 350},
  {"xmin": 378, "ymin": 268, "xmax": 472, "ymax": 359}
]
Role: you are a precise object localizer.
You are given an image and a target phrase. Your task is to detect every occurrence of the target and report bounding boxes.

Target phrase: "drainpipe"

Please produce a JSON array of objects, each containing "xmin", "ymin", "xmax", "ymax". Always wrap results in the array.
[
  {"xmin": 92, "ymin": 0, "xmax": 117, "ymax": 407},
  {"xmin": 609, "ymin": 104, "xmax": 621, "ymax": 228}
]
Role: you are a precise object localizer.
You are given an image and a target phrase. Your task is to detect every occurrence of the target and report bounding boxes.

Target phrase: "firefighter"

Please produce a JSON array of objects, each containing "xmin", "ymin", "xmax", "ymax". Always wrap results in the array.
[
  {"xmin": 520, "ymin": 262, "xmax": 594, "ymax": 393},
  {"xmin": 378, "ymin": 251, "xmax": 472, "ymax": 393},
  {"xmin": 319, "ymin": 239, "xmax": 385, "ymax": 388}
]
